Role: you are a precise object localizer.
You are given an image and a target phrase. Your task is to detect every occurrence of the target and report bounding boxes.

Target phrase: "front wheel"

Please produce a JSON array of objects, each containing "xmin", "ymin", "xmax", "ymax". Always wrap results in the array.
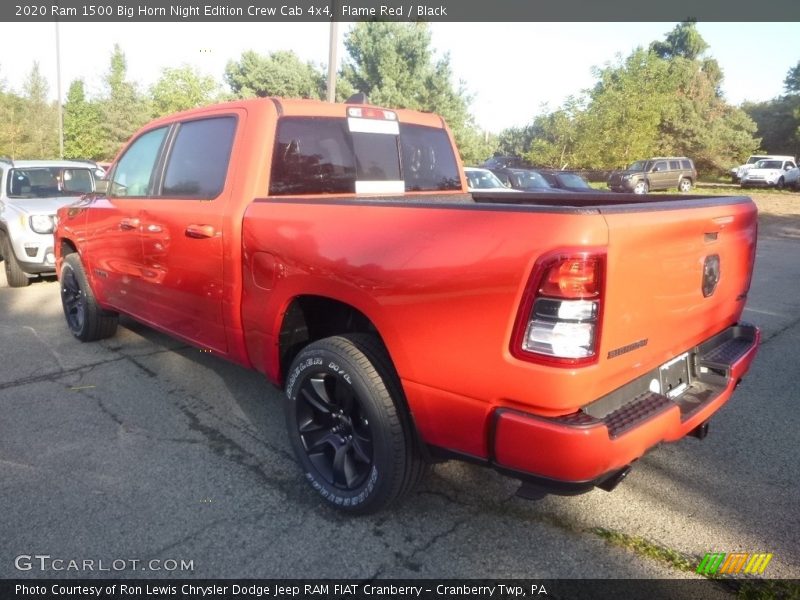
[
  {"xmin": 284, "ymin": 334, "xmax": 425, "ymax": 513},
  {"xmin": 60, "ymin": 253, "xmax": 119, "ymax": 341},
  {"xmin": 776, "ymin": 177, "xmax": 785, "ymax": 190},
  {"xmin": 678, "ymin": 178, "xmax": 693, "ymax": 192},
  {"xmin": 632, "ymin": 181, "xmax": 649, "ymax": 195},
  {"xmin": 1, "ymin": 234, "xmax": 32, "ymax": 287}
]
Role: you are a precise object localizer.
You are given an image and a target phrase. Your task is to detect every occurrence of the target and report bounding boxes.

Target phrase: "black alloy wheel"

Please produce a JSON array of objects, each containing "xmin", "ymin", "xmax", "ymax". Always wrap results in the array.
[{"xmin": 296, "ymin": 371, "xmax": 374, "ymax": 490}]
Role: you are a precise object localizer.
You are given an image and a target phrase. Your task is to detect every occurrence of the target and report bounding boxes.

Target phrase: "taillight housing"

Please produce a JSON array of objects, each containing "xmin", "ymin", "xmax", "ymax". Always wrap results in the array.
[{"xmin": 511, "ymin": 250, "xmax": 606, "ymax": 366}]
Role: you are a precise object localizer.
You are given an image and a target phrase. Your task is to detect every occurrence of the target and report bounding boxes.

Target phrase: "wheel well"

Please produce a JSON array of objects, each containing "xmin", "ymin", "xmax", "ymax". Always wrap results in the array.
[
  {"xmin": 60, "ymin": 238, "xmax": 78, "ymax": 257},
  {"xmin": 278, "ymin": 295, "xmax": 381, "ymax": 379}
]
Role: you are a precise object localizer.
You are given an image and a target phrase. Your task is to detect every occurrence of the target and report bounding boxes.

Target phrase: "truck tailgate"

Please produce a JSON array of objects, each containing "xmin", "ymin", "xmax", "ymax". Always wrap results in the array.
[{"xmin": 596, "ymin": 198, "xmax": 757, "ymax": 393}]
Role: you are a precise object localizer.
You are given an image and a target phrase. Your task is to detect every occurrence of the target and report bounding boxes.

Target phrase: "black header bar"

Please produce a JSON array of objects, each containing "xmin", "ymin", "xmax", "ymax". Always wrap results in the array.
[{"xmin": 5, "ymin": 0, "xmax": 800, "ymax": 22}]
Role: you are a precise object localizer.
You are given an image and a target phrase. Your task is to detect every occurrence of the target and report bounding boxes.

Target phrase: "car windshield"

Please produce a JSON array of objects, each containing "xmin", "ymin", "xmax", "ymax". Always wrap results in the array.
[
  {"xmin": 754, "ymin": 160, "xmax": 782, "ymax": 170},
  {"xmin": 557, "ymin": 173, "xmax": 591, "ymax": 188},
  {"xmin": 512, "ymin": 170, "xmax": 550, "ymax": 190},
  {"xmin": 466, "ymin": 169, "xmax": 506, "ymax": 189},
  {"xmin": 7, "ymin": 167, "xmax": 95, "ymax": 198},
  {"xmin": 746, "ymin": 156, "xmax": 768, "ymax": 164},
  {"xmin": 627, "ymin": 160, "xmax": 650, "ymax": 171}
]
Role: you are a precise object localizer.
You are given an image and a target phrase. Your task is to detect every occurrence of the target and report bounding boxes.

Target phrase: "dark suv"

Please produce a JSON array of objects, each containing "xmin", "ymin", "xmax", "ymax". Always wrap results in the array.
[{"xmin": 608, "ymin": 157, "xmax": 696, "ymax": 194}]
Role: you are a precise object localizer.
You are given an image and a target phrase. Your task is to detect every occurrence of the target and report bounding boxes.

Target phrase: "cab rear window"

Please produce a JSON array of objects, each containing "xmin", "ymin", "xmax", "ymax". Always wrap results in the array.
[{"xmin": 269, "ymin": 117, "xmax": 460, "ymax": 196}]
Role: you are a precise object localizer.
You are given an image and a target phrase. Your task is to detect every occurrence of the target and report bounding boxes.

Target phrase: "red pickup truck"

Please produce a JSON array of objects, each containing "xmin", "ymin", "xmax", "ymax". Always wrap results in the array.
[{"xmin": 55, "ymin": 98, "xmax": 760, "ymax": 513}]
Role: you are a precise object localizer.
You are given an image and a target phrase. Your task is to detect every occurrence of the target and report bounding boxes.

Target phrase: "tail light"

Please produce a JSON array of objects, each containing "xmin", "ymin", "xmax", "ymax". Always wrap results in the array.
[{"xmin": 511, "ymin": 250, "xmax": 606, "ymax": 366}]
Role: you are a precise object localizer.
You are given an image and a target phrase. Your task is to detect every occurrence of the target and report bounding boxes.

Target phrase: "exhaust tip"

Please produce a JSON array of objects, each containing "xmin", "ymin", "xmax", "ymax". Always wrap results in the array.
[
  {"xmin": 597, "ymin": 466, "xmax": 631, "ymax": 492},
  {"xmin": 690, "ymin": 421, "xmax": 710, "ymax": 440}
]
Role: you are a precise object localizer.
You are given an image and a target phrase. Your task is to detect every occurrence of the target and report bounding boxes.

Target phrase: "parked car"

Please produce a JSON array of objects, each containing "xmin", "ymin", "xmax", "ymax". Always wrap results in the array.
[
  {"xmin": 740, "ymin": 158, "xmax": 798, "ymax": 189},
  {"xmin": 489, "ymin": 167, "xmax": 566, "ymax": 192},
  {"xmin": 731, "ymin": 154, "xmax": 794, "ymax": 183},
  {"xmin": 482, "ymin": 155, "xmax": 530, "ymax": 170},
  {"xmin": 607, "ymin": 157, "xmax": 696, "ymax": 194},
  {"xmin": 537, "ymin": 169, "xmax": 608, "ymax": 193},
  {"xmin": 56, "ymin": 98, "xmax": 759, "ymax": 513},
  {"xmin": 464, "ymin": 167, "xmax": 519, "ymax": 192},
  {"xmin": 0, "ymin": 159, "xmax": 98, "ymax": 287}
]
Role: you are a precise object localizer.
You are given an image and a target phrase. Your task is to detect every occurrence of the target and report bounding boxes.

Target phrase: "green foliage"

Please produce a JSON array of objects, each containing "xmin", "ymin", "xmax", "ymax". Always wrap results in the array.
[
  {"xmin": 784, "ymin": 60, "xmax": 800, "ymax": 94},
  {"xmin": 63, "ymin": 80, "xmax": 105, "ymax": 160},
  {"xmin": 0, "ymin": 62, "xmax": 60, "ymax": 159},
  {"xmin": 100, "ymin": 44, "xmax": 151, "ymax": 159},
  {"xmin": 650, "ymin": 21, "xmax": 709, "ymax": 61},
  {"xmin": 506, "ymin": 24, "xmax": 759, "ymax": 175},
  {"xmin": 742, "ymin": 95, "xmax": 800, "ymax": 158},
  {"xmin": 150, "ymin": 65, "xmax": 219, "ymax": 116},
  {"xmin": 225, "ymin": 50, "xmax": 325, "ymax": 99}
]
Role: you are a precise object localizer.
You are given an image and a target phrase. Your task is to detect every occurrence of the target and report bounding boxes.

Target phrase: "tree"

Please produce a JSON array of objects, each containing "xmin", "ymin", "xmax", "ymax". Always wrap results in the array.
[
  {"xmin": 20, "ymin": 62, "xmax": 58, "ymax": 158},
  {"xmin": 225, "ymin": 50, "xmax": 325, "ymax": 99},
  {"xmin": 341, "ymin": 23, "xmax": 487, "ymax": 163},
  {"xmin": 650, "ymin": 21, "xmax": 709, "ymax": 61},
  {"xmin": 150, "ymin": 65, "xmax": 219, "ymax": 116},
  {"xmin": 63, "ymin": 79, "xmax": 105, "ymax": 159},
  {"xmin": 514, "ymin": 24, "xmax": 759, "ymax": 175},
  {"xmin": 100, "ymin": 45, "xmax": 150, "ymax": 159},
  {"xmin": 784, "ymin": 60, "xmax": 800, "ymax": 94}
]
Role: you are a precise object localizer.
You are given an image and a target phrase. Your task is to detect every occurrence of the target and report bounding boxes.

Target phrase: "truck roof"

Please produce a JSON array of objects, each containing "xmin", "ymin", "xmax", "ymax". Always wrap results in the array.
[{"xmin": 143, "ymin": 97, "xmax": 447, "ymax": 130}]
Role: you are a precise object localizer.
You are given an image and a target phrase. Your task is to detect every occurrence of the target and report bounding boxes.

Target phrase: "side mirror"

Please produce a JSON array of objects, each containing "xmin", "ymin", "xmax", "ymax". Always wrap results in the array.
[{"xmin": 95, "ymin": 179, "xmax": 109, "ymax": 194}]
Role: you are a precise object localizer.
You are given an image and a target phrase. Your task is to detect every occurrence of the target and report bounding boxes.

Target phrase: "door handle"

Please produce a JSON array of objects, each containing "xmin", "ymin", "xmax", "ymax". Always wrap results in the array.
[
  {"xmin": 185, "ymin": 224, "xmax": 216, "ymax": 239},
  {"xmin": 119, "ymin": 217, "xmax": 140, "ymax": 231}
]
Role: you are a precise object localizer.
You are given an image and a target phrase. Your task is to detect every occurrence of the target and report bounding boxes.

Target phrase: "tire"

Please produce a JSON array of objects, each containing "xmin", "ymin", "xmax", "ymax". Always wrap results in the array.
[
  {"xmin": 678, "ymin": 178, "xmax": 692, "ymax": 192},
  {"xmin": 60, "ymin": 253, "xmax": 118, "ymax": 341},
  {"xmin": 284, "ymin": 334, "xmax": 425, "ymax": 514},
  {"xmin": 632, "ymin": 180, "xmax": 649, "ymax": 195},
  {"xmin": 0, "ymin": 234, "xmax": 32, "ymax": 287},
  {"xmin": 776, "ymin": 177, "xmax": 785, "ymax": 190}
]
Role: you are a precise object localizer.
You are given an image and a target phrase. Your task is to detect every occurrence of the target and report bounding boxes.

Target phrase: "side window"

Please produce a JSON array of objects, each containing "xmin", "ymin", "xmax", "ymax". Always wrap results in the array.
[
  {"xmin": 653, "ymin": 161, "xmax": 667, "ymax": 172},
  {"xmin": 669, "ymin": 160, "xmax": 681, "ymax": 170},
  {"xmin": 110, "ymin": 127, "xmax": 168, "ymax": 197},
  {"xmin": 681, "ymin": 160, "xmax": 692, "ymax": 170},
  {"xmin": 162, "ymin": 117, "xmax": 237, "ymax": 199},
  {"xmin": 399, "ymin": 124, "xmax": 461, "ymax": 192},
  {"xmin": 786, "ymin": 162, "xmax": 796, "ymax": 170},
  {"xmin": 270, "ymin": 118, "xmax": 356, "ymax": 196}
]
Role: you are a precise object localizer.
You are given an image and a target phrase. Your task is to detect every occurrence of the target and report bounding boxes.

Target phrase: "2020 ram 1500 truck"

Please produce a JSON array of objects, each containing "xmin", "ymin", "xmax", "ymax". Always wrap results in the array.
[{"xmin": 55, "ymin": 98, "xmax": 760, "ymax": 513}]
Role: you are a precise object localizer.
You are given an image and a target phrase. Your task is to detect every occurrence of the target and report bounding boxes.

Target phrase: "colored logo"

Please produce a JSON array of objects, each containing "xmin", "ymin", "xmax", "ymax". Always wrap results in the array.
[{"xmin": 697, "ymin": 552, "xmax": 773, "ymax": 575}]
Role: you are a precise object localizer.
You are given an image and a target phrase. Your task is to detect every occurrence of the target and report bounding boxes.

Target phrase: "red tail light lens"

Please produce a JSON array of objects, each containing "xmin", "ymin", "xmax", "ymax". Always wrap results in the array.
[
  {"xmin": 512, "ymin": 251, "xmax": 606, "ymax": 366},
  {"xmin": 539, "ymin": 257, "xmax": 601, "ymax": 298}
]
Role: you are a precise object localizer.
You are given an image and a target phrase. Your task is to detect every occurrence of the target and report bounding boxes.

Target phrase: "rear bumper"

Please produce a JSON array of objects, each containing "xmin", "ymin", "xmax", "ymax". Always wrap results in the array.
[{"xmin": 491, "ymin": 323, "xmax": 760, "ymax": 490}]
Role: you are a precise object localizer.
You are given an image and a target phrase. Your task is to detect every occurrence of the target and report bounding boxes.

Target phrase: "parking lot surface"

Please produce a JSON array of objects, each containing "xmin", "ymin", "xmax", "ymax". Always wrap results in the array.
[{"xmin": 1, "ymin": 234, "xmax": 798, "ymax": 584}]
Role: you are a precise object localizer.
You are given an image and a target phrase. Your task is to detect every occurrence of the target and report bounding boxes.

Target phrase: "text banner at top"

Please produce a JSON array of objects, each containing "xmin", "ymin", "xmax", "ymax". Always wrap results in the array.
[{"xmin": 5, "ymin": 0, "xmax": 800, "ymax": 22}]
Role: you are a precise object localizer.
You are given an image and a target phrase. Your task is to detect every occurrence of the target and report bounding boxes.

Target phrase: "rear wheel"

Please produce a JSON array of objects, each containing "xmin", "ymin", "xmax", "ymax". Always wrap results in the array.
[
  {"xmin": 678, "ymin": 178, "xmax": 692, "ymax": 192},
  {"xmin": 633, "ymin": 180, "xmax": 649, "ymax": 194},
  {"xmin": 0, "ymin": 234, "xmax": 31, "ymax": 287},
  {"xmin": 60, "ymin": 253, "xmax": 118, "ymax": 341},
  {"xmin": 284, "ymin": 334, "xmax": 425, "ymax": 513}
]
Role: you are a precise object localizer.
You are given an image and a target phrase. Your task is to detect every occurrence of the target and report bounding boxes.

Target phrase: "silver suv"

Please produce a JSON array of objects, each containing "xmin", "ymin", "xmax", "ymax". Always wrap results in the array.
[{"xmin": 0, "ymin": 159, "xmax": 100, "ymax": 287}]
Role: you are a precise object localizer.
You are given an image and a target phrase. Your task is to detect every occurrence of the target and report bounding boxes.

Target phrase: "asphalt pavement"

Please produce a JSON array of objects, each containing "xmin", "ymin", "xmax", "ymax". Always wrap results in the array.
[{"xmin": 0, "ymin": 234, "xmax": 798, "ymax": 586}]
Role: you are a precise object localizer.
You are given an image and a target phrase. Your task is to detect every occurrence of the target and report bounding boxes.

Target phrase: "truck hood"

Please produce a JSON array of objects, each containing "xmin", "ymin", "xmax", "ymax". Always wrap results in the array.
[{"xmin": 5, "ymin": 196, "xmax": 81, "ymax": 216}]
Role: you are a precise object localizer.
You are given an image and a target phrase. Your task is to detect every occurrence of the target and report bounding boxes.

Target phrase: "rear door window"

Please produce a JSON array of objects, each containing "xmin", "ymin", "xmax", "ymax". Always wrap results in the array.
[
  {"xmin": 162, "ymin": 116, "xmax": 237, "ymax": 199},
  {"xmin": 669, "ymin": 160, "xmax": 681, "ymax": 170}
]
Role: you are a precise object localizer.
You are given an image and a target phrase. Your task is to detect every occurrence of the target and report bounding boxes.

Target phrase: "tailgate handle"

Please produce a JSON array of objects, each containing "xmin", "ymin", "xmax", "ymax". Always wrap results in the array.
[
  {"xmin": 185, "ymin": 224, "xmax": 216, "ymax": 239},
  {"xmin": 119, "ymin": 217, "xmax": 139, "ymax": 231}
]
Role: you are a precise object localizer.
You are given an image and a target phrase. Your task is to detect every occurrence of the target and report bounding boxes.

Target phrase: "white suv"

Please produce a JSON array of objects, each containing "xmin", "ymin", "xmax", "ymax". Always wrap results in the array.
[
  {"xmin": 731, "ymin": 154, "xmax": 795, "ymax": 183},
  {"xmin": 740, "ymin": 158, "xmax": 798, "ymax": 189},
  {"xmin": 0, "ymin": 159, "xmax": 100, "ymax": 287}
]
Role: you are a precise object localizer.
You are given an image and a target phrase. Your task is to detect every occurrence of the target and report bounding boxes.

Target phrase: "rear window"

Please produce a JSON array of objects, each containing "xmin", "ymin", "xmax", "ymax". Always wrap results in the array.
[
  {"xmin": 681, "ymin": 160, "xmax": 693, "ymax": 170},
  {"xmin": 269, "ymin": 117, "xmax": 460, "ymax": 196}
]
